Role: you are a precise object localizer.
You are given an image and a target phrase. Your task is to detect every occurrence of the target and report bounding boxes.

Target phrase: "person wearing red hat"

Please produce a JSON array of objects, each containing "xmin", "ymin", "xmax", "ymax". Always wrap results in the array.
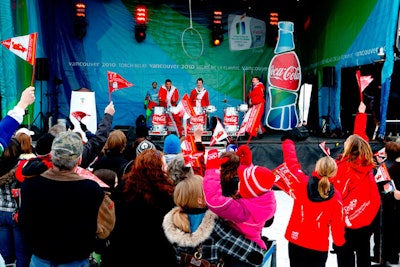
[
  {"xmin": 279, "ymin": 136, "xmax": 345, "ymax": 267},
  {"xmin": 203, "ymin": 145, "xmax": 276, "ymax": 257}
]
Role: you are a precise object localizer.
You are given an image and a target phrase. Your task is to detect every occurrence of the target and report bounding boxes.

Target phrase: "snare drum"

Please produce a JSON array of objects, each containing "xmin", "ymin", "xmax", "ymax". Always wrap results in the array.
[
  {"xmin": 237, "ymin": 104, "xmax": 248, "ymax": 113},
  {"xmin": 206, "ymin": 105, "xmax": 217, "ymax": 113},
  {"xmin": 224, "ymin": 107, "xmax": 239, "ymax": 134},
  {"xmin": 152, "ymin": 106, "xmax": 167, "ymax": 132}
]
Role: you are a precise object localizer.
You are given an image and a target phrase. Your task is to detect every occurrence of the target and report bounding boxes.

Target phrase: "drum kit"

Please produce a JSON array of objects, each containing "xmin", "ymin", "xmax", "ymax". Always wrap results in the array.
[{"xmin": 149, "ymin": 102, "xmax": 249, "ymax": 138}]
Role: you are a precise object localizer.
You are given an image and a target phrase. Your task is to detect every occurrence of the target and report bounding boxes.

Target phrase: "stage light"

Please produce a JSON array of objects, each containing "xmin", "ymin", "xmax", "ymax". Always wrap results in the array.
[
  {"xmin": 134, "ymin": 5, "xmax": 148, "ymax": 42},
  {"xmin": 74, "ymin": 2, "xmax": 87, "ymax": 40},
  {"xmin": 135, "ymin": 5, "xmax": 148, "ymax": 24},
  {"xmin": 267, "ymin": 11, "xmax": 279, "ymax": 47},
  {"xmin": 212, "ymin": 10, "xmax": 223, "ymax": 46},
  {"xmin": 135, "ymin": 25, "xmax": 147, "ymax": 43}
]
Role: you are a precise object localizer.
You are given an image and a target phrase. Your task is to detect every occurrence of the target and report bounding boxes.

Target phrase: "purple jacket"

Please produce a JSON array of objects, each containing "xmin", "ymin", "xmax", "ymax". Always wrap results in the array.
[{"xmin": 203, "ymin": 169, "xmax": 276, "ymax": 249}]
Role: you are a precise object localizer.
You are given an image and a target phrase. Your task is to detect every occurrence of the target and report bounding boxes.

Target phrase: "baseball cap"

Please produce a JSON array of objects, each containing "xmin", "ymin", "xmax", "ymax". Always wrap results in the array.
[
  {"xmin": 51, "ymin": 131, "xmax": 83, "ymax": 160},
  {"xmin": 15, "ymin": 127, "xmax": 34, "ymax": 136}
]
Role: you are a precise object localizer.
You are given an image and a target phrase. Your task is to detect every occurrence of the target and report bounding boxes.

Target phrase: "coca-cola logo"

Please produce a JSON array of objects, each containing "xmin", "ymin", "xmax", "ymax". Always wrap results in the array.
[
  {"xmin": 224, "ymin": 115, "xmax": 238, "ymax": 125},
  {"xmin": 269, "ymin": 65, "xmax": 300, "ymax": 81},
  {"xmin": 152, "ymin": 114, "xmax": 166, "ymax": 124},
  {"xmin": 268, "ymin": 51, "xmax": 301, "ymax": 91},
  {"xmin": 190, "ymin": 115, "xmax": 205, "ymax": 125}
]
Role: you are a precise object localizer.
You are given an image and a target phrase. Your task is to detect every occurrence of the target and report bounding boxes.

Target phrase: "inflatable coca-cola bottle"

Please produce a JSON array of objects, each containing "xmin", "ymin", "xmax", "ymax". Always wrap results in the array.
[{"xmin": 265, "ymin": 21, "xmax": 301, "ymax": 130}]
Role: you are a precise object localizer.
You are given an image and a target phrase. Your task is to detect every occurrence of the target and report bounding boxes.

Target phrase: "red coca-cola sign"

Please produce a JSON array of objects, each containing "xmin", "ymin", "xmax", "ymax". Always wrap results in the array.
[
  {"xmin": 190, "ymin": 114, "xmax": 205, "ymax": 125},
  {"xmin": 152, "ymin": 114, "xmax": 166, "ymax": 125},
  {"xmin": 268, "ymin": 51, "xmax": 301, "ymax": 91},
  {"xmin": 224, "ymin": 115, "xmax": 238, "ymax": 126}
]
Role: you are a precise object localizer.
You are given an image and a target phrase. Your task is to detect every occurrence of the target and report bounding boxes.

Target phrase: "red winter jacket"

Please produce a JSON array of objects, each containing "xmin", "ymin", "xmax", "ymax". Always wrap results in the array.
[
  {"xmin": 331, "ymin": 112, "xmax": 380, "ymax": 229},
  {"xmin": 281, "ymin": 140, "xmax": 345, "ymax": 252}
]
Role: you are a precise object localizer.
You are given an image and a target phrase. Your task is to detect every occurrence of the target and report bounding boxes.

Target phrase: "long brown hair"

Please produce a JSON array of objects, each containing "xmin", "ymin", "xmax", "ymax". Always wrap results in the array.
[
  {"xmin": 122, "ymin": 149, "xmax": 175, "ymax": 205},
  {"xmin": 341, "ymin": 134, "xmax": 375, "ymax": 166},
  {"xmin": 15, "ymin": 133, "xmax": 33, "ymax": 154}
]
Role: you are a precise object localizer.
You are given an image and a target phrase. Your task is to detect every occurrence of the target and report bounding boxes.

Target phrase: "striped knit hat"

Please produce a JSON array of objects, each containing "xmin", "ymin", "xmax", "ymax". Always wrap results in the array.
[{"xmin": 237, "ymin": 165, "xmax": 275, "ymax": 198}]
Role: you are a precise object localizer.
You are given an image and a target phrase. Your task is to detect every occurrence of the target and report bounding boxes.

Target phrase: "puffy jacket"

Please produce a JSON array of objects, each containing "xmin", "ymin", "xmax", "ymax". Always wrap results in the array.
[
  {"xmin": 281, "ymin": 139, "xmax": 346, "ymax": 251},
  {"xmin": 331, "ymin": 112, "xmax": 380, "ymax": 229},
  {"xmin": 203, "ymin": 169, "xmax": 276, "ymax": 249}
]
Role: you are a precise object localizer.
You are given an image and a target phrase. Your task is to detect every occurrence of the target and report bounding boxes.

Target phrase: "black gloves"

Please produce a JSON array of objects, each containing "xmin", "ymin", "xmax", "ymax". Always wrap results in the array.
[
  {"xmin": 79, "ymin": 121, "xmax": 88, "ymax": 132},
  {"xmin": 66, "ymin": 117, "xmax": 74, "ymax": 131},
  {"xmin": 144, "ymin": 105, "xmax": 147, "ymax": 110}
]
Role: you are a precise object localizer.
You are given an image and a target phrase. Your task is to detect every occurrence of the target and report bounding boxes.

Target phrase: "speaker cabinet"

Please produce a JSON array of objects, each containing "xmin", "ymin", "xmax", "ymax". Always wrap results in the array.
[
  {"xmin": 322, "ymin": 66, "xmax": 335, "ymax": 87},
  {"xmin": 35, "ymin": 58, "xmax": 49, "ymax": 81}
]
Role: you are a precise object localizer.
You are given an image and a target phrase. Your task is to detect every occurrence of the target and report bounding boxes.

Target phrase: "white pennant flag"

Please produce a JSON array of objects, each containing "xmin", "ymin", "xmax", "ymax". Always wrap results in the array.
[
  {"xmin": 1, "ymin": 33, "xmax": 37, "ymax": 65},
  {"xmin": 210, "ymin": 118, "xmax": 229, "ymax": 146}
]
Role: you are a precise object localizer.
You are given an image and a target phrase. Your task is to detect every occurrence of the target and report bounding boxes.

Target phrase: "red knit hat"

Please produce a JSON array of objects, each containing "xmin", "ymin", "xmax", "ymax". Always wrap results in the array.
[{"xmin": 237, "ymin": 165, "xmax": 275, "ymax": 198}]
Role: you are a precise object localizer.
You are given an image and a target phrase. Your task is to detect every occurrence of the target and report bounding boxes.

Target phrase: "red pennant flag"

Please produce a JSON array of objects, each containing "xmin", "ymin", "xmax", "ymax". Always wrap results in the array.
[
  {"xmin": 319, "ymin": 141, "xmax": 330, "ymax": 156},
  {"xmin": 1, "ymin": 33, "xmax": 38, "ymax": 65},
  {"xmin": 210, "ymin": 118, "xmax": 229, "ymax": 146},
  {"xmin": 355, "ymin": 70, "xmax": 373, "ymax": 102},
  {"xmin": 71, "ymin": 111, "xmax": 90, "ymax": 122},
  {"xmin": 107, "ymin": 71, "xmax": 134, "ymax": 93}
]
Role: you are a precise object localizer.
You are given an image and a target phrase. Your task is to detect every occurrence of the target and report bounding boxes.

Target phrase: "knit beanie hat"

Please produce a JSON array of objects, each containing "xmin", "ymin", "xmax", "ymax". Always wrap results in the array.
[
  {"xmin": 163, "ymin": 134, "xmax": 181, "ymax": 154},
  {"xmin": 136, "ymin": 139, "xmax": 156, "ymax": 155},
  {"xmin": 237, "ymin": 165, "xmax": 274, "ymax": 198},
  {"xmin": 35, "ymin": 133, "xmax": 55, "ymax": 156}
]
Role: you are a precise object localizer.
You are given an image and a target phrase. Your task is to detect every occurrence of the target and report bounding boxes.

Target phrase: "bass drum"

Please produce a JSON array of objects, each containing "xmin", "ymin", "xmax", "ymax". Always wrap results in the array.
[
  {"xmin": 223, "ymin": 106, "xmax": 239, "ymax": 134},
  {"xmin": 151, "ymin": 106, "xmax": 166, "ymax": 132}
]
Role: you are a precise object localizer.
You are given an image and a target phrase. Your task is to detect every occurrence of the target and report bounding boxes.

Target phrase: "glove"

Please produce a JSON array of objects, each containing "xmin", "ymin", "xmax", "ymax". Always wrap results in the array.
[
  {"xmin": 144, "ymin": 105, "xmax": 147, "ymax": 110},
  {"xmin": 66, "ymin": 117, "xmax": 74, "ymax": 131},
  {"xmin": 79, "ymin": 121, "xmax": 88, "ymax": 132},
  {"xmin": 206, "ymin": 149, "xmax": 228, "ymax": 170},
  {"xmin": 331, "ymin": 243, "xmax": 345, "ymax": 254},
  {"xmin": 236, "ymin": 145, "xmax": 252, "ymax": 166}
]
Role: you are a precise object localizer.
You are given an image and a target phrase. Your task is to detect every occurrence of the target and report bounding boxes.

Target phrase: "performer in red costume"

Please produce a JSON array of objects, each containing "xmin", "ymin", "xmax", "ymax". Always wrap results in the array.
[
  {"xmin": 158, "ymin": 79, "xmax": 184, "ymax": 135},
  {"xmin": 189, "ymin": 78, "xmax": 210, "ymax": 108}
]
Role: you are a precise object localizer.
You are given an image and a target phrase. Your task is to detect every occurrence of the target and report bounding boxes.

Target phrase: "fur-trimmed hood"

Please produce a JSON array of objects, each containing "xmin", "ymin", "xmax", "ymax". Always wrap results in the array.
[{"xmin": 163, "ymin": 207, "xmax": 217, "ymax": 247}]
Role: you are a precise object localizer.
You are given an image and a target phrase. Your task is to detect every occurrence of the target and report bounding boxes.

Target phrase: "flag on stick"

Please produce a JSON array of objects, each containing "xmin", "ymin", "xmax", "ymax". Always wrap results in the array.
[
  {"xmin": 71, "ymin": 111, "xmax": 91, "ymax": 122},
  {"xmin": 319, "ymin": 141, "xmax": 330, "ymax": 156},
  {"xmin": 210, "ymin": 118, "xmax": 229, "ymax": 146},
  {"xmin": 1, "ymin": 33, "xmax": 37, "ymax": 65},
  {"xmin": 107, "ymin": 71, "xmax": 134, "ymax": 93},
  {"xmin": 355, "ymin": 70, "xmax": 373, "ymax": 102}
]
